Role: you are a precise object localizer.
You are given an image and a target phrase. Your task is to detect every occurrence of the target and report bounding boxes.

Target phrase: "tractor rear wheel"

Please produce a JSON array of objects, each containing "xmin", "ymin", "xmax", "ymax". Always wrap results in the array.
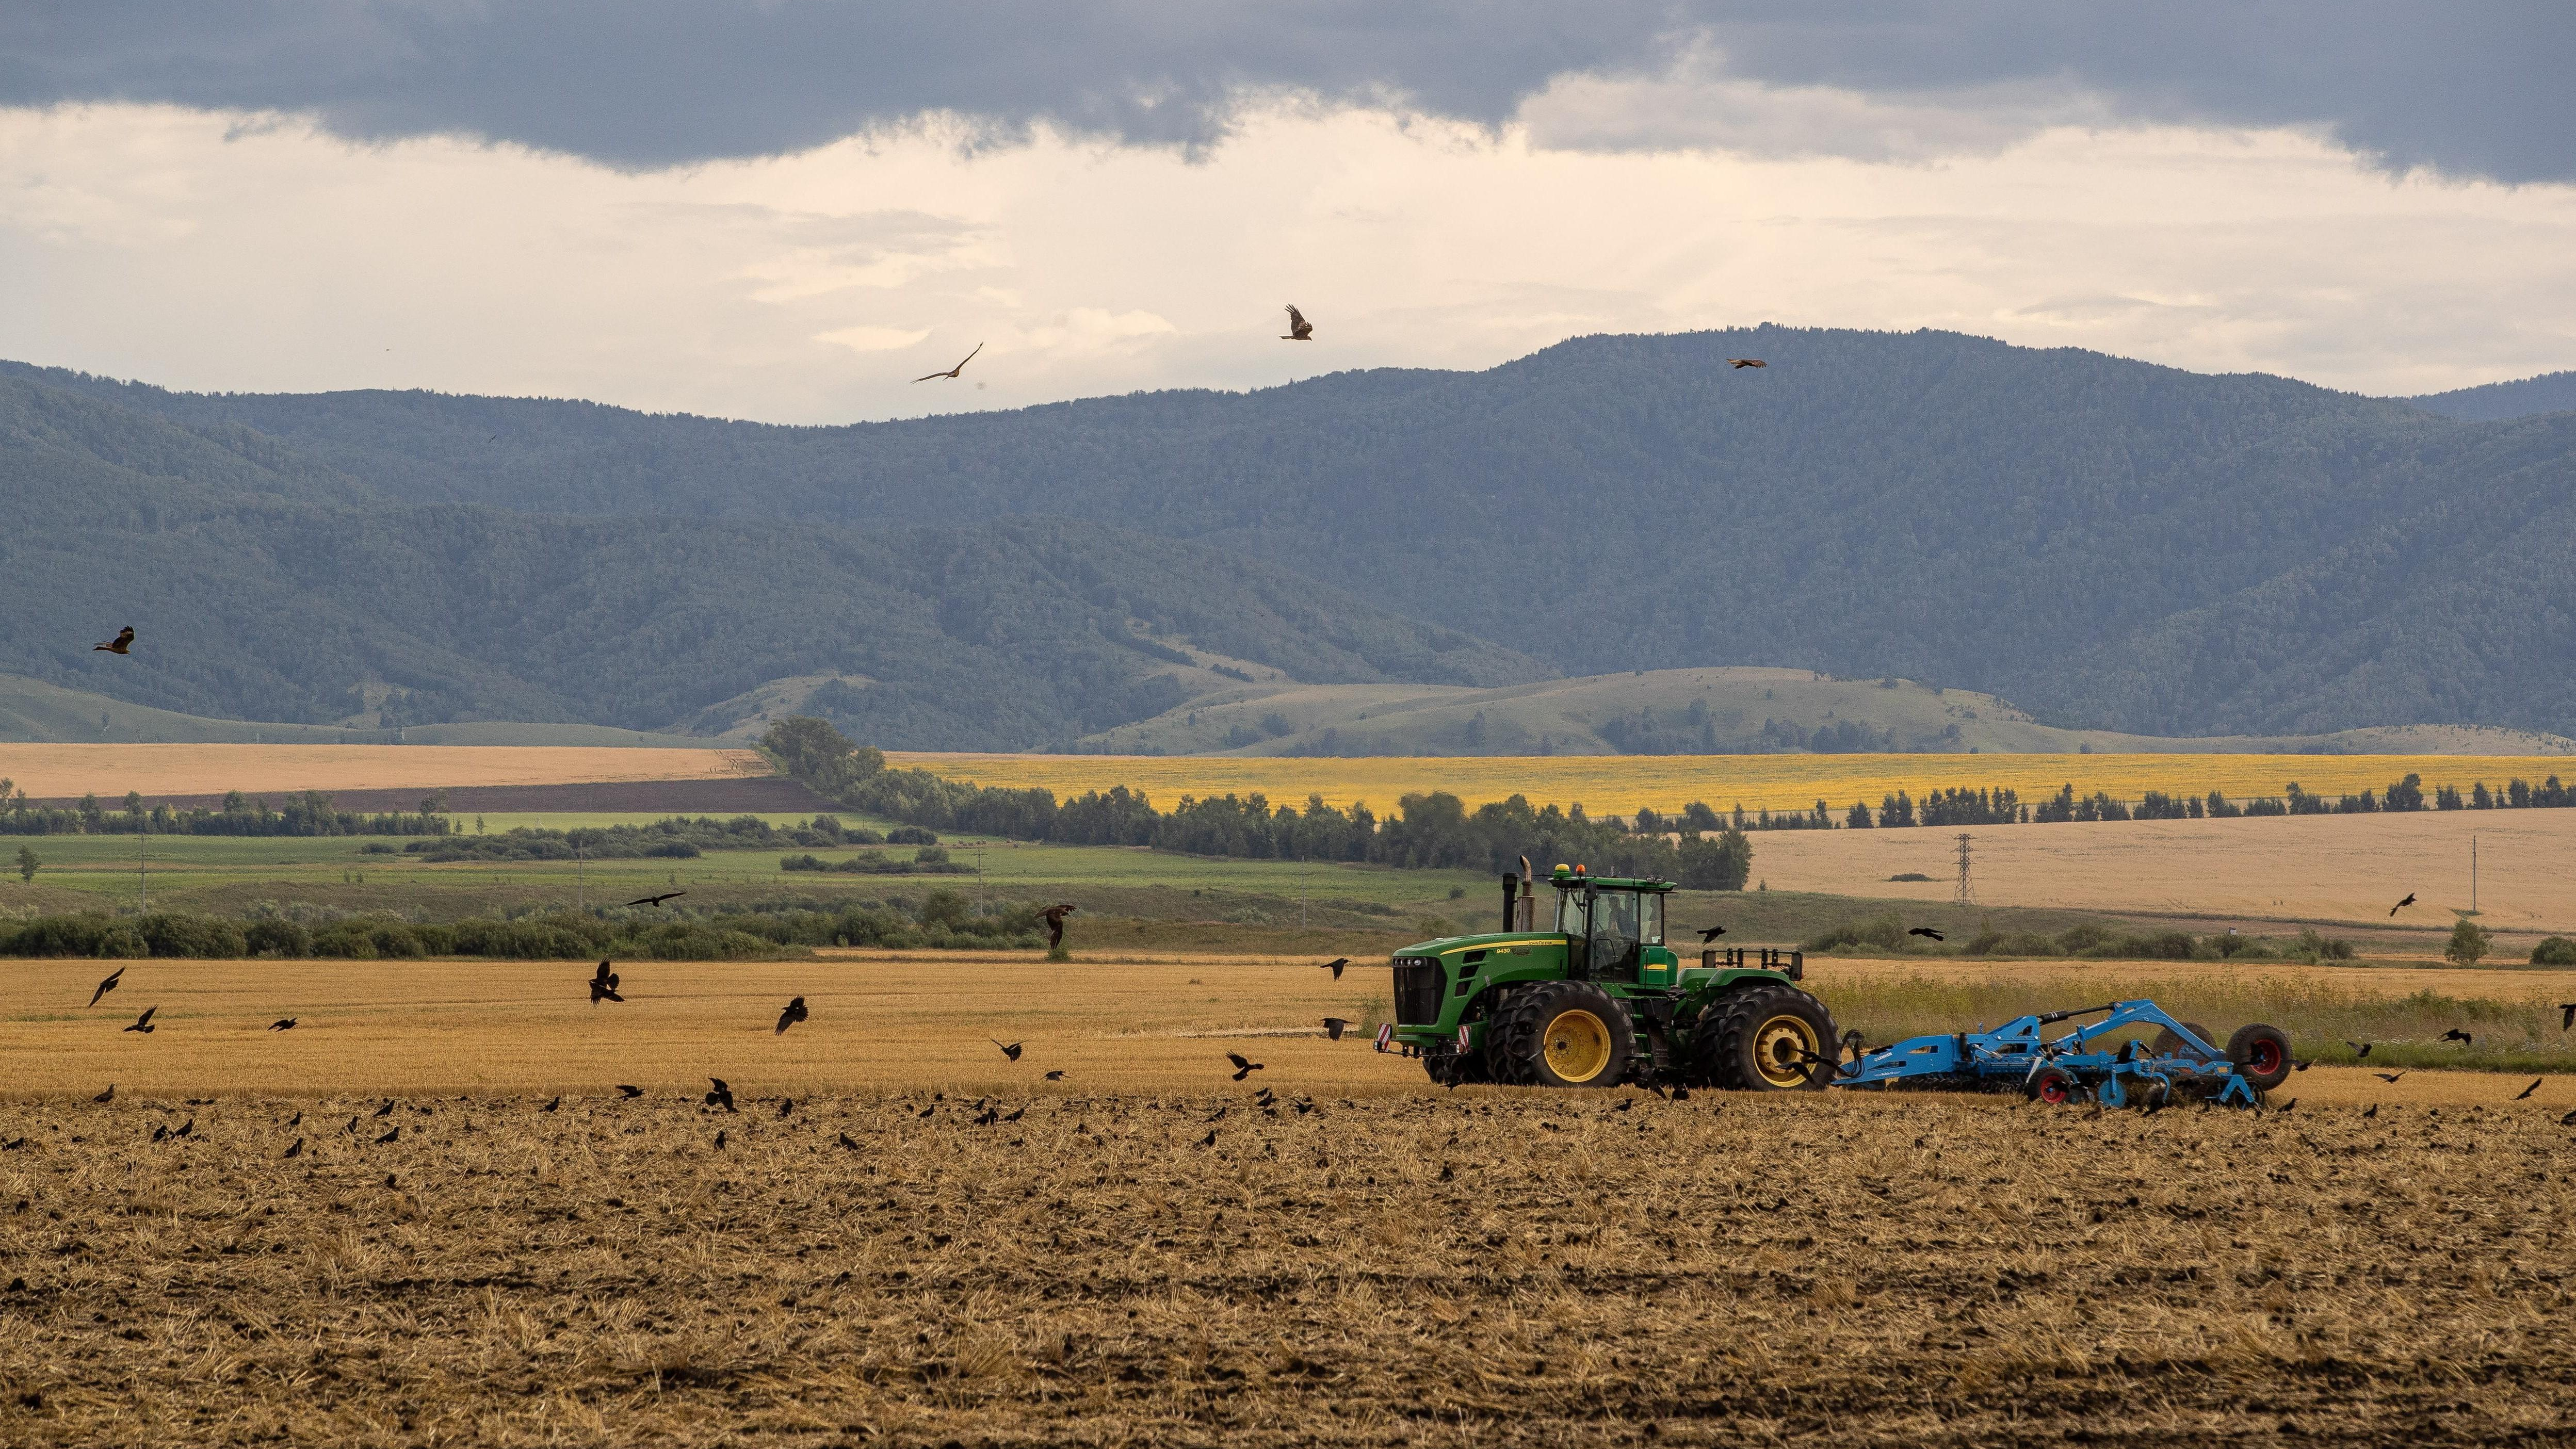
[
  {"xmin": 1692, "ymin": 984, "xmax": 1838, "ymax": 1092},
  {"xmin": 2227, "ymin": 1022, "xmax": 2294, "ymax": 1090},
  {"xmin": 1489, "ymin": 982, "xmax": 1633, "ymax": 1088}
]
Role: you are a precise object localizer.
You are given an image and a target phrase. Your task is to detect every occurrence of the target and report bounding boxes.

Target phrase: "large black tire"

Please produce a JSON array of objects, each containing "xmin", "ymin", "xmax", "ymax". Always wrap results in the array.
[
  {"xmin": 2150, "ymin": 1020, "xmax": 2219, "ymax": 1059},
  {"xmin": 2025, "ymin": 1064, "xmax": 2082, "ymax": 1104},
  {"xmin": 1488, "ymin": 981, "xmax": 1634, "ymax": 1088},
  {"xmin": 1691, "ymin": 984, "xmax": 1839, "ymax": 1092},
  {"xmin": 1422, "ymin": 1043, "xmax": 1494, "ymax": 1087},
  {"xmin": 2227, "ymin": 1022, "xmax": 2294, "ymax": 1091}
]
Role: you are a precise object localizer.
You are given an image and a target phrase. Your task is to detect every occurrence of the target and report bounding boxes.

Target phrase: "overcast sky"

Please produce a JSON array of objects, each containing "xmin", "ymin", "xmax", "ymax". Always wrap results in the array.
[{"xmin": 4, "ymin": 3, "xmax": 2571, "ymax": 424}]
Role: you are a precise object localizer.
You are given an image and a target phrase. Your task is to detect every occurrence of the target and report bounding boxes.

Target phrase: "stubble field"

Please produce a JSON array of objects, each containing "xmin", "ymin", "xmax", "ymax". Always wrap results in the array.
[{"xmin": 5, "ymin": 955, "xmax": 2576, "ymax": 1444}]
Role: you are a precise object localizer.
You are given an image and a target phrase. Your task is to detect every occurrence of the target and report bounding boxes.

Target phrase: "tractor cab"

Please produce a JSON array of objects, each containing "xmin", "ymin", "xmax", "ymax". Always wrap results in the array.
[{"xmin": 1546, "ymin": 864, "xmax": 1675, "ymax": 986}]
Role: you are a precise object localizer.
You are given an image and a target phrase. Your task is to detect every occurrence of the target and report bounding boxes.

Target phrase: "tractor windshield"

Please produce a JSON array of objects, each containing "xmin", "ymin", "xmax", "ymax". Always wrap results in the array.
[{"xmin": 1554, "ymin": 887, "xmax": 1660, "ymax": 981}]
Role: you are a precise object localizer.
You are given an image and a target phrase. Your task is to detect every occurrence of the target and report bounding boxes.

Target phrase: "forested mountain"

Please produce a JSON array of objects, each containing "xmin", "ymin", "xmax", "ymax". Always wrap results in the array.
[
  {"xmin": 7, "ymin": 328, "xmax": 2574, "ymax": 739},
  {"xmin": 2405, "ymin": 370, "xmax": 2576, "ymax": 422},
  {"xmin": 0, "ymin": 371, "xmax": 1544, "ymax": 748}
]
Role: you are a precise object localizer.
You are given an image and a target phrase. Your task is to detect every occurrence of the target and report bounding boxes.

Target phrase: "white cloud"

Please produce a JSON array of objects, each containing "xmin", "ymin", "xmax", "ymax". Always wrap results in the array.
[{"xmin": 0, "ymin": 100, "xmax": 2571, "ymax": 422}]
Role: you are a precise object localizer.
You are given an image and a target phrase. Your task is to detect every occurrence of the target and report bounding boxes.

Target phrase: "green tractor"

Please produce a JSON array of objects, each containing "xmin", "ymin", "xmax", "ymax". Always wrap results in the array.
[{"xmin": 1384, "ymin": 862, "xmax": 1838, "ymax": 1092}]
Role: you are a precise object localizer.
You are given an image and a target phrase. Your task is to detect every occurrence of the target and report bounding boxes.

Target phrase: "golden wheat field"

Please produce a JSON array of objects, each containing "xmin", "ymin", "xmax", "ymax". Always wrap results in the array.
[
  {"xmin": 0, "ymin": 744, "xmax": 766, "ymax": 801},
  {"xmin": 8, "ymin": 954, "xmax": 2576, "ymax": 1445},
  {"xmin": 890, "ymin": 750, "xmax": 2573, "ymax": 817},
  {"xmin": 1756, "ymin": 806, "xmax": 2576, "ymax": 931}
]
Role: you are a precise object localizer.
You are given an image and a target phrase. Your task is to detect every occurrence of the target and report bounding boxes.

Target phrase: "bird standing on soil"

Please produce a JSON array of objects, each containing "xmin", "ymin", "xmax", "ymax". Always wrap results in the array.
[
  {"xmin": 372, "ymin": 1099, "xmax": 395, "ymax": 1117},
  {"xmin": 623, "ymin": 891, "xmax": 686, "ymax": 908},
  {"xmin": 541, "ymin": 1096, "xmax": 561, "ymax": 1112},
  {"xmin": 1040, "ymin": 904, "xmax": 1076, "ymax": 951},
  {"xmin": 915, "ymin": 343, "xmax": 983, "ymax": 381},
  {"xmin": 92, "ymin": 1084, "xmax": 114, "ymax": 1103},
  {"xmin": 1279, "ymin": 305, "xmax": 1314, "ymax": 341},
  {"xmin": 123, "ymin": 1006, "xmax": 156, "ymax": 1034},
  {"xmin": 992, "ymin": 1039, "xmax": 1023, "ymax": 1062},
  {"xmin": 1317, "ymin": 957, "xmax": 1348, "ymax": 980},
  {"xmin": 1908, "ymin": 927, "xmax": 1945, "ymax": 941},
  {"xmin": 776, "ymin": 996, "xmax": 808, "ymax": 1034},
  {"xmin": 375, "ymin": 1126, "xmax": 398, "ymax": 1144},
  {"xmin": 92, "ymin": 627, "xmax": 134, "ymax": 655},
  {"xmin": 704, "ymin": 1078, "xmax": 737, "ymax": 1113},
  {"xmin": 2390, "ymin": 893, "xmax": 2417, "ymax": 916},
  {"xmin": 284, "ymin": 1138, "xmax": 303, "ymax": 1159},
  {"xmin": 88, "ymin": 968, "xmax": 123, "ymax": 1008},
  {"xmin": 616, "ymin": 1084, "xmax": 645, "ymax": 1099},
  {"xmin": 1226, "ymin": 1052, "xmax": 1265, "ymax": 1082}
]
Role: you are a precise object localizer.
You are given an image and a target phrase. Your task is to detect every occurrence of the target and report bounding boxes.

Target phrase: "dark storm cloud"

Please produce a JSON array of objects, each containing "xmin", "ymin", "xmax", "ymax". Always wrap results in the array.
[{"xmin": 3, "ymin": 2, "xmax": 2567, "ymax": 181}]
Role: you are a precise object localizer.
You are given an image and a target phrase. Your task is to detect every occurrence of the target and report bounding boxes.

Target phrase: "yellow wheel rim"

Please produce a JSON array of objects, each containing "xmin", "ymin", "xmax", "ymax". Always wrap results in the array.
[
  {"xmin": 1543, "ymin": 1009, "xmax": 1613, "ymax": 1084},
  {"xmin": 1752, "ymin": 1014, "xmax": 1822, "ymax": 1088}
]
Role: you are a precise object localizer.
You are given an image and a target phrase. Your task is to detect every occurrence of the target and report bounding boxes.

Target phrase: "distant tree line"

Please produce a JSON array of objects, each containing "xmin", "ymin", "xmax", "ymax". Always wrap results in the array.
[
  {"xmin": 0, "ymin": 783, "xmax": 449, "ymax": 838},
  {"xmin": 403, "ymin": 813, "xmax": 902, "ymax": 863},
  {"xmin": 761, "ymin": 718, "xmax": 1755, "ymax": 889}
]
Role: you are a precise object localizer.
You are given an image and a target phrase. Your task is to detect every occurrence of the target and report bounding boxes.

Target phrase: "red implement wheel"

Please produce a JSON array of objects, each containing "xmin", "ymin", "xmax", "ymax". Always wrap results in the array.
[
  {"xmin": 2027, "ymin": 1065, "xmax": 2082, "ymax": 1104},
  {"xmin": 2228, "ymin": 1023, "xmax": 2294, "ymax": 1090}
]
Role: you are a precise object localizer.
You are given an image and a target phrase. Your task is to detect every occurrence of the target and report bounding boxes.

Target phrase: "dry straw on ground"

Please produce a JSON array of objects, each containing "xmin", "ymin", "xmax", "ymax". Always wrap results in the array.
[
  {"xmin": 3, "ymin": 1087, "xmax": 2572, "ymax": 1446},
  {"xmin": 0, "ymin": 744, "xmax": 766, "ymax": 801}
]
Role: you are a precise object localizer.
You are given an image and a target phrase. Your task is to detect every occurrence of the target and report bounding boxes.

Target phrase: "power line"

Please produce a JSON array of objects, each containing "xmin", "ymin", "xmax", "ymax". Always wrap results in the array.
[{"xmin": 1954, "ymin": 832, "xmax": 1973, "ymax": 908}]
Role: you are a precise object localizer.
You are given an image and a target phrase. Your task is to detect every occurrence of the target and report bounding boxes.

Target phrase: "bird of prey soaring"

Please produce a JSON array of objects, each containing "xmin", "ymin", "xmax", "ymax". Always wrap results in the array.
[
  {"xmin": 93, "ymin": 627, "xmax": 135, "ymax": 654},
  {"xmin": 915, "ymin": 343, "xmax": 983, "ymax": 381},
  {"xmin": 1725, "ymin": 359, "xmax": 1766, "ymax": 369},
  {"xmin": 1040, "ymin": 903, "xmax": 1076, "ymax": 951},
  {"xmin": 1281, "ymin": 305, "xmax": 1314, "ymax": 341},
  {"xmin": 624, "ymin": 891, "xmax": 685, "ymax": 908}
]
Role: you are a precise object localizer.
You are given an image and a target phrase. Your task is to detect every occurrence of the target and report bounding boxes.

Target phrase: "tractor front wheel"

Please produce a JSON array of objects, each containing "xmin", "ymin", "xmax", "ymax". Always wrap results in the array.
[
  {"xmin": 1692, "ymin": 985, "xmax": 1838, "ymax": 1092},
  {"xmin": 1489, "ymin": 982, "xmax": 1634, "ymax": 1088}
]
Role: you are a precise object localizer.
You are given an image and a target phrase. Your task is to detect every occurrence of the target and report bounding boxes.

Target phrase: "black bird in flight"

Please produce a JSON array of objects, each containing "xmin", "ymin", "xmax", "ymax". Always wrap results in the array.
[
  {"xmin": 2346, "ymin": 1039, "xmax": 2373, "ymax": 1059},
  {"xmin": 2559, "ymin": 1003, "xmax": 2576, "ymax": 1031},
  {"xmin": 2515, "ymin": 1079, "xmax": 2543, "ymax": 1101},
  {"xmin": 1226, "ymin": 1052, "xmax": 1265, "ymax": 1082},
  {"xmin": 992, "ymin": 1039, "xmax": 1023, "ymax": 1062},
  {"xmin": 1725, "ymin": 358, "xmax": 1765, "ymax": 369},
  {"xmin": 93, "ymin": 626, "xmax": 135, "ymax": 655},
  {"xmin": 617, "ymin": 1084, "xmax": 645, "ymax": 1099},
  {"xmin": 776, "ymin": 996, "xmax": 808, "ymax": 1035},
  {"xmin": 1280, "ymin": 304, "xmax": 1314, "ymax": 341},
  {"xmin": 1696, "ymin": 924, "xmax": 1727, "ymax": 942},
  {"xmin": 624, "ymin": 892, "xmax": 686, "ymax": 908},
  {"xmin": 915, "ymin": 342, "xmax": 983, "ymax": 381},
  {"xmin": 89, "ymin": 967, "xmax": 124, "ymax": 1007},
  {"xmin": 2273, "ymin": 1098, "xmax": 2297, "ymax": 1115},
  {"xmin": 2390, "ymin": 893, "xmax": 2416, "ymax": 916},
  {"xmin": 589, "ymin": 960, "xmax": 622, "ymax": 1004},
  {"xmin": 2374, "ymin": 1071, "xmax": 2406, "ymax": 1084},
  {"xmin": 1909, "ymin": 927, "xmax": 1945, "ymax": 941},
  {"xmin": 123, "ymin": 1006, "xmax": 157, "ymax": 1034},
  {"xmin": 268, "ymin": 1018, "xmax": 296, "ymax": 1031},
  {"xmin": 1318, "ymin": 957, "xmax": 1348, "ymax": 980},
  {"xmin": 372, "ymin": 1099, "xmax": 395, "ymax": 1117},
  {"xmin": 1044, "ymin": 1069, "xmax": 1066, "ymax": 1081},
  {"xmin": 1322, "ymin": 1017, "xmax": 1352, "ymax": 1041},
  {"xmin": 2442, "ymin": 1029, "xmax": 2473, "ymax": 1046},
  {"xmin": 541, "ymin": 1096, "xmax": 561, "ymax": 1112},
  {"xmin": 705, "ymin": 1078, "xmax": 737, "ymax": 1113},
  {"xmin": 1040, "ymin": 903, "xmax": 1076, "ymax": 951},
  {"xmin": 92, "ymin": 1084, "xmax": 113, "ymax": 1103}
]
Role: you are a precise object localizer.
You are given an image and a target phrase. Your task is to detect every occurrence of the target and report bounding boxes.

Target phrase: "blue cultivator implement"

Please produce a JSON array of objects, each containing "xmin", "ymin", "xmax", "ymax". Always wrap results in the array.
[{"xmin": 1832, "ymin": 999, "xmax": 2294, "ymax": 1108}]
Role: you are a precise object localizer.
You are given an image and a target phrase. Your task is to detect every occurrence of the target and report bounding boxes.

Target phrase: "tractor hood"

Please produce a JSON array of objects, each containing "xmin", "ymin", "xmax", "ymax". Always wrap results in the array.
[{"xmin": 1392, "ymin": 930, "xmax": 1564, "ymax": 958}]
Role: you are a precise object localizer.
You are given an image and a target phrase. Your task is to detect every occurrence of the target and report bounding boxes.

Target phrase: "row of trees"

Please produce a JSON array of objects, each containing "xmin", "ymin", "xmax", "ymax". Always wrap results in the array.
[
  {"xmin": 762, "ymin": 718, "xmax": 1756, "ymax": 889},
  {"xmin": 0, "ymin": 784, "xmax": 450, "ymax": 838}
]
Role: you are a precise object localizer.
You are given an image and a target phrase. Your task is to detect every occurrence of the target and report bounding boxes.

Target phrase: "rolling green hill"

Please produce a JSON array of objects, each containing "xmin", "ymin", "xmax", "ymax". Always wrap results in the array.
[{"xmin": 1078, "ymin": 667, "xmax": 2576, "ymax": 758}]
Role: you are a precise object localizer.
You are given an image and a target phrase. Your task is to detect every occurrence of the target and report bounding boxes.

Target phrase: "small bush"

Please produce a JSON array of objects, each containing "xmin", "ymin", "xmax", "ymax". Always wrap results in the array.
[
  {"xmin": 2445, "ymin": 918, "xmax": 2492, "ymax": 968},
  {"xmin": 885, "ymin": 826, "xmax": 939, "ymax": 845},
  {"xmin": 2532, "ymin": 936, "xmax": 2576, "ymax": 966},
  {"xmin": 244, "ymin": 919, "xmax": 312, "ymax": 958},
  {"xmin": 643, "ymin": 840, "xmax": 702, "ymax": 858}
]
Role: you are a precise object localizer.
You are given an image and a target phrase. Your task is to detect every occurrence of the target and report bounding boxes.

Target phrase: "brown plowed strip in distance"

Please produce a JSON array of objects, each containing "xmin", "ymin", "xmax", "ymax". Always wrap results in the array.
[{"xmin": 24, "ymin": 777, "xmax": 840, "ymax": 815}]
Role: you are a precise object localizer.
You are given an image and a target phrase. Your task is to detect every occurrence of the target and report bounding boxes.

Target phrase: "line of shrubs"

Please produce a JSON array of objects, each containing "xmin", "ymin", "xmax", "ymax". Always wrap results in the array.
[
  {"xmin": 406, "ymin": 814, "xmax": 934, "ymax": 864},
  {"xmin": 779, "ymin": 846, "xmax": 970, "ymax": 875},
  {"xmin": 0, "ymin": 890, "xmax": 1047, "ymax": 959},
  {"xmin": 1805, "ymin": 914, "xmax": 2363, "ymax": 963}
]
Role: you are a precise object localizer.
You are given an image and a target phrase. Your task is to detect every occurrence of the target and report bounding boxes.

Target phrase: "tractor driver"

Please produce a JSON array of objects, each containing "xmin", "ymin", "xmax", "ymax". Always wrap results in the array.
[{"xmin": 1587, "ymin": 889, "xmax": 1645, "ymax": 981}]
